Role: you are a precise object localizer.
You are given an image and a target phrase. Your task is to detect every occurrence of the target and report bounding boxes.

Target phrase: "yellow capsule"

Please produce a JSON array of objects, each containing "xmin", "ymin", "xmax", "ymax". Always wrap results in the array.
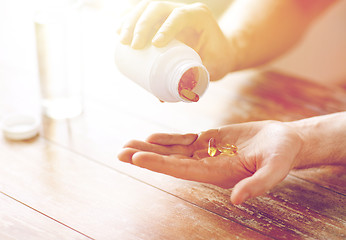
[
  {"xmin": 208, "ymin": 138, "xmax": 218, "ymax": 157},
  {"xmin": 207, "ymin": 138, "xmax": 238, "ymax": 157},
  {"xmin": 179, "ymin": 89, "xmax": 199, "ymax": 102},
  {"xmin": 218, "ymin": 144, "xmax": 238, "ymax": 156}
]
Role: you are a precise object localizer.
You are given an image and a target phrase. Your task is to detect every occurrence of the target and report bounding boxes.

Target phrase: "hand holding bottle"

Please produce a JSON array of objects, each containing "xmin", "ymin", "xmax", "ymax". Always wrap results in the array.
[{"xmin": 117, "ymin": 0, "xmax": 233, "ymax": 81}]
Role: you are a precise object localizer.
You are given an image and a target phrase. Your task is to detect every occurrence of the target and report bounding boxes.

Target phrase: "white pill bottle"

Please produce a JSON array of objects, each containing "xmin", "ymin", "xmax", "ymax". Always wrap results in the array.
[{"xmin": 114, "ymin": 40, "xmax": 209, "ymax": 102}]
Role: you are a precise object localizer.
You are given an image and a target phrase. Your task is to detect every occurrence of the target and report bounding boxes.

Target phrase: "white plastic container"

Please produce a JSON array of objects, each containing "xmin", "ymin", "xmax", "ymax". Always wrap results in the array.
[
  {"xmin": 115, "ymin": 40, "xmax": 209, "ymax": 102},
  {"xmin": 2, "ymin": 113, "xmax": 40, "ymax": 140}
]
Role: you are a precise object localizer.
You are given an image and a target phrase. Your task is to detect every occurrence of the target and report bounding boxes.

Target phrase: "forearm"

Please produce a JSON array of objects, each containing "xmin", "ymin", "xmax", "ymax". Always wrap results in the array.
[
  {"xmin": 290, "ymin": 112, "xmax": 346, "ymax": 168},
  {"xmin": 220, "ymin": 0, "xmax": 337, "ymax": 71}
]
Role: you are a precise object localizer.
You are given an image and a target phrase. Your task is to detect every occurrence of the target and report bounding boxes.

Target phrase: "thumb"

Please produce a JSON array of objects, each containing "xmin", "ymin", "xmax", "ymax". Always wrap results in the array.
[{"xmin": 230, "ymin": 164, "xmax": 289, "ymax": 205}]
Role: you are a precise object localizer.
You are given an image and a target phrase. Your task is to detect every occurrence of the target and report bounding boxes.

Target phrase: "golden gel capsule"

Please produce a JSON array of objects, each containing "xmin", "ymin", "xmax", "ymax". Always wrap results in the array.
[
  {"xmin": 208, "ymin": 138, "xmax": 218, "ymax": 157},
  {"xmin": 218, "ymin": 144, "xmax": 238, "ymax": 156},
  {"xmin": 207, "ymin": 138, "xmax": 238, "ymax": 157},
  {"xmin": 179, "ymin": 89, "xmax": 199, "ymax": 102}
]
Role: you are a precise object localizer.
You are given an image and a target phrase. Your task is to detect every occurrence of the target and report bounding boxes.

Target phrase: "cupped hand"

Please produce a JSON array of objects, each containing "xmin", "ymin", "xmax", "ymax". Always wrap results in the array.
[
  {"xmin": 117, "ymin": 0, "xmax": 233, "ymax": 81},
  {"xmin": 118, "ymin": 120, "xmax": 303, "ymax": 204}
]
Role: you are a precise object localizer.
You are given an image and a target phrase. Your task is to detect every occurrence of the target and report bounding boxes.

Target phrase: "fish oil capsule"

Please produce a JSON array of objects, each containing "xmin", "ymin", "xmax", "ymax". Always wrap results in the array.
[
  {"xmin": 180, "ymin": 89, "xmax": 199, "ymax": 102},
  {"xmin": 178, "ymin": 67, "xmax": 200, "ymax": 102},
  {"xmin": 207, "ymin": 138, "xmax": 238, "ymax": 157},
  {"xmin": 218, "ymin": 144, "xmax": 238, "ymax": 156},
  {"xmin": 208, "ymin": 138, "xmax": 218, "ymax": 157}
]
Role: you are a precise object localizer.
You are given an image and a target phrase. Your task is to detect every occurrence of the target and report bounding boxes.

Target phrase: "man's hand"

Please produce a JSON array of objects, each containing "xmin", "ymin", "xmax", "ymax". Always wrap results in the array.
[
  {"xmin": 117, "ymin": 0, "xmax": 234, "ymax": 81},
  {"xmin": 118, "ymin": 120, "xmax": 303, "ymax": 204}
]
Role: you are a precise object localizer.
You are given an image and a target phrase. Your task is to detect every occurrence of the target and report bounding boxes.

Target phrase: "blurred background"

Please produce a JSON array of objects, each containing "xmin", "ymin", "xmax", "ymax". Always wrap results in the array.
[
  {"xmin": 270, "ymin": 0, "xmax": 346, "ymax": 87},
  {"xmin": 0, "ymin": 0, "xmax": 345, "ymax": 116}
]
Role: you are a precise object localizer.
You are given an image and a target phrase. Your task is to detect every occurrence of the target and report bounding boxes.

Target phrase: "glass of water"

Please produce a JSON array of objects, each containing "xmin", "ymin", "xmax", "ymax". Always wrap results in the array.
[{"xmin": 35, "ymin": 0, "xmax": 84, "ymax": 119}]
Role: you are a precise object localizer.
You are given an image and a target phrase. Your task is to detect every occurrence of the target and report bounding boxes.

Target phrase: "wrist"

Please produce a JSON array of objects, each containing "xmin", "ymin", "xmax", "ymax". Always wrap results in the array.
[
  {"xmin": 289, "ymin": 112, "xmax": 346, "ymax": 168},
  {"xmin": 289, "ymin": 118, "xmax": 321, "ymax": 168}
]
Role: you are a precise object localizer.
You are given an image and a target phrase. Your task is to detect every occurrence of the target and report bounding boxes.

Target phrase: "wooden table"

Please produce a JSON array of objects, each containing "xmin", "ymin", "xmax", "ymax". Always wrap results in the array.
[{"xmin": 1, "ymin": 3, "xmax": 346, "ymax": 240}]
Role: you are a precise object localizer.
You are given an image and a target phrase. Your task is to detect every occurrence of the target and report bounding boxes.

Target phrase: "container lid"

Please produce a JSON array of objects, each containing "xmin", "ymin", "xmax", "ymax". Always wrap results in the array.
[{"xmin": 2, "ymin": 113, "xmax": 40, "ymax": 140}]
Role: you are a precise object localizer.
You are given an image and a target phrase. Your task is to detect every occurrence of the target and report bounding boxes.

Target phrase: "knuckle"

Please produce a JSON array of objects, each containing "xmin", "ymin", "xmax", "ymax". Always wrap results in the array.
[
  {"xmin": 147, "ymin": 1, "xmax": 167, "ymax": 11},
  {"xmin": 133, "ymin": 21, "xmax": 156, "ymax": 36},
  {"xmin": 192, "ymin": 2, "xmax": 210, "ymax": 13},
  {"xmin": 171, "ymin": 6, "xmax": 190, "ymax": 18},
  {"xmin": 189, "ymin": 2, "xmax": 212, "ymax": 17},
  {"xmin": 134, "ymin": 1, "xmax": 170, "ymax": 32},
  {"xmin": 133, "ymin": 22, "xmax": 150, "ymax": 34},
  {"xmin": 170, "ymin": 3, "xmax": 212, "ymax": 24}
]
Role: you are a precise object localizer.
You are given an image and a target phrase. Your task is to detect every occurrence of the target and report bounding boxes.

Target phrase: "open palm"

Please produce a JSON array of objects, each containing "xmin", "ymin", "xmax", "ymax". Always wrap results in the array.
[{"xmin": 118, "ymin": 120, "xmax": 302, "ymax": 204}]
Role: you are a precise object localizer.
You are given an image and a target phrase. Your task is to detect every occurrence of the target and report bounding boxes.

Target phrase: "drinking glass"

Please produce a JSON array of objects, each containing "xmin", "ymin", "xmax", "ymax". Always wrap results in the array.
[{"xmin": 35, "ymin": 0, "xmax": 84, "ymax": 119}]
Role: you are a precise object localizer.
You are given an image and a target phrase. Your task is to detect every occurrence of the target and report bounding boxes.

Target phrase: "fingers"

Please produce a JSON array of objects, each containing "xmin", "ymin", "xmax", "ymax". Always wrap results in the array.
[
  {"xmin": 131, "ymin": 2, "xmax": 174, "ymax": 49},
  {"xmin": 117, "ymin": 147, "xmax": 190, "ymax": 164},
  {"xmin": 123, "ymin": 139, "xmax": 193, "ymax": 156},
  {"xmin": 119, "ymin": 0, "xmax": 150, "ymax": 45},
  {"xmin": 230, "ymin": 164, "xmax": 289, "ymax": 205},
  {"xmin": 117, "ymin": 147, "xmax": 139, "ymax": 163},
  {"xmin": 131, "ymin": 151, "xmax": 214, "ymax": 182},
  {"xmin": 145, "ymin": 129, "xmax": 218, "ymax": 149},
  {"xmin": 119, "ymin": 1, "xmax": 182, "ymax": 49},
  {"xmin": 151, "ymin": 7, "xmax": 186, "ymax": 47},
  {"xmin": 118, "ymin": 1, "xmax": 210, "ymax": 49},
  {"xmin": 146, "ymin": 133, "xmax": 198, "ymax": 146},
  {"xmin": 193, "ymin": 149, "xmax": 209, "ymax": 159},
  {"xmin": 119, "ymin": 130, "xmax": 216, "ymax": 164},
  {"xmin": 152, "ymin": 3, "xmax": 210, "ymax": 47}
]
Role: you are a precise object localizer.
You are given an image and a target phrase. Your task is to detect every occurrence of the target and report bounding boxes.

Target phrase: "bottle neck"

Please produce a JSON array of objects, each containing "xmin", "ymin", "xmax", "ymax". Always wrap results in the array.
[
  {"xmin": 169, "ymin": 60, "xmax": 209, "ymax": 102},
  {"xmin": 148, "ymin": 40, "xmax": 210, "ymax": 102}
]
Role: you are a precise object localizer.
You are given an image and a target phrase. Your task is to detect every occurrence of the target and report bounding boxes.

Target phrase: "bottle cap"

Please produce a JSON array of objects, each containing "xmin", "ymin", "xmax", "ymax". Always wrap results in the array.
[{"xmin": 2, "ymin": 113, "xmax": 40, "ymax": 140}]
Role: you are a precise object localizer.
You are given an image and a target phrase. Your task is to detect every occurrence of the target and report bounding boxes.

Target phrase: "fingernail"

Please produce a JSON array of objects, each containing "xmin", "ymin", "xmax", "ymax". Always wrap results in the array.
[{"xmin": 152, "ymin": 33, "xmax": 165, "ymax": 45}]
